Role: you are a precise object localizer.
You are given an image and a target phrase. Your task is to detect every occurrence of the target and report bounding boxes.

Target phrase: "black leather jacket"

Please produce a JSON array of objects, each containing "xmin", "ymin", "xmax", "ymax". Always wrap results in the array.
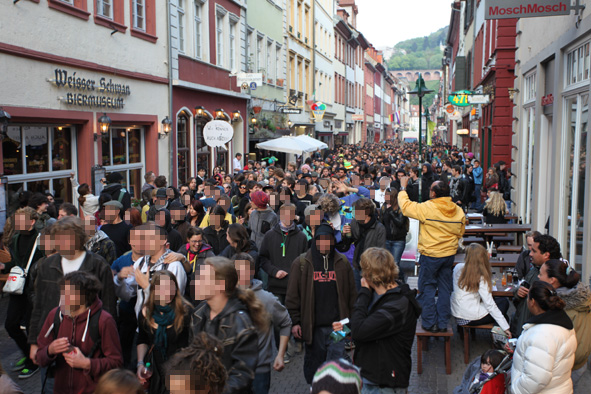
[{"xmin": 191, "ymin": 296, "xmax": 258, "ymax": 394}]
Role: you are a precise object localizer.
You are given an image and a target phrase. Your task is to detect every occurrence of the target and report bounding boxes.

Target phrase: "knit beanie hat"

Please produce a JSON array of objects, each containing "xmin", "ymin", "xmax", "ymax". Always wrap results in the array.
[
  {"xmin": 250, "ymin": 191, "xmax": 269, "ymax": 209},
  {"xmin": 311, "ymin": 359, "xmax": 362, "ymax": 394}
]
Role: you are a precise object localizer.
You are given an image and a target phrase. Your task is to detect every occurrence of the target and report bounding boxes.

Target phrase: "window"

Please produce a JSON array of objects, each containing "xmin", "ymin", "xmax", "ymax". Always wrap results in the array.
[
  {"xmin": 195, "ymin": 120, "xmax": 210, "ymax": 176},
  {"xmin": 267, "ymin": 41, "xmax": 273, "ymax": 82},
  {"xmin": 217, "ymin": 15, "xmax": 224, "ymax": 66},
  {"xmin": 524, "ymin": 73, "xmax": 536, "ymax": 103},
  {"xmin": 132, "ymin": 0, "xmax": 145, "ymax": 30},
  {"xmin": 97, "ymin": 0, "xmax": 112, "ymax": 18},
  {"xmin": 178, "ymin": 3, "xmax": 185, "ymax": 53},
  {"xmin": 177, "ymin": 114, "xmax": 190, "ymax": 185},
  {"xmin": 275, "ymin": 45, "xmax": 281, "ymax": 84},
  {"xmin": 2, "ymin": 126, "xmax": 75, "ymax": 211},
  {"xmin": 257, "ymin": 36, "xmax": 263, "ymax": 72},
  {"xmin": 194, "ymin": 1, "xmax": 202, "ymax": 58},
  {"xmin": 230, "ymin": 22, "xmax": 236, "ymax": 71},
  {"xmin": 566, "ymin": 43, "xmax": 590, "ymax": 86},
  {"xmin": 101, "ymin": 128, "xmax": 144, "ymax": 199}
]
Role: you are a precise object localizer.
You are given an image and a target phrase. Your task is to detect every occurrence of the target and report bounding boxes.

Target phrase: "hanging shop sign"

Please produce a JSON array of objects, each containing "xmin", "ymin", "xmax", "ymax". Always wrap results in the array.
[
  {"xmin": 448, "ymin": 90, "xmax": 472, "ymax": 107},
  {"xmin": 311, "ymin": 102, "xmax": 327, "ymax": 121},
  {"xmin": 351, "ymin": 114, "xmax": 364, "ymax": 121},
  {"xmin": 236, "ymin": 73, "xmax": 263, "ymax": 87},
  {"xmin": 485, "ymin": 0, "xmax": 572, "ymax": 20},
  {"xmin": 468, "ymin": 95, "xmax": 490, "ymax": 105},
  {"xmin": 49, "ymin": 68, "xmax": 131, "ymax": 109},
  {"xmin": 279, "ymin": 106, "xmax": 302, "ymax": 114},
  {"xmin": 203, "ymin": 120, "xmax": 234, "ymax": 148}
]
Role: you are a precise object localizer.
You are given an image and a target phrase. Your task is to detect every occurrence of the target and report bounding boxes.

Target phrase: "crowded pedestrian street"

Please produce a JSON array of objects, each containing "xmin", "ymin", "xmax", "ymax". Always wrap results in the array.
[{"xmin": 2, "ymin": 1, "xmax": 591, "ymax": 394}]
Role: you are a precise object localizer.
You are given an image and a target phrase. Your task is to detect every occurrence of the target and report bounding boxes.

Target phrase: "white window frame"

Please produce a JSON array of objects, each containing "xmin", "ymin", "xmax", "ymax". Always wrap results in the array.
[
  {"xmin": 523, "ymin": 72, "xmax": 536, "ymax": 104},
  {"xmin": 267, "ymin": 40, "xmax": 273, "ymax": 83},
  {"xmin": 194, "ymin": 0, "xmax": 203, "ymax": 59},
  {"xmin": 216, "ymin": 14, "xmax": 224, "ymax": 67},
  {"xmin": 275, "ymin": 44, "xmax": 281, "ymax": 84},
  {"xmin": 565, "ymin": 41, "xmax": 591, "ymax": 89},
  {"xmin": 257, "ymin": 35, "xmax": 264, "ymax": 73},
  {"xmin": 132, "ymin": 0, "xmax": 145, "ymax": 31},
  {"xmin": 178, "ymin": 2, "xmax": 186, "ymax": 53},
  {"xmin": 97, "ymin": 0, "xmax": 113, "ymax": 19},
  {"xmin": 229, "ymin": 22, "xmax": 237, "ymax": 71}
]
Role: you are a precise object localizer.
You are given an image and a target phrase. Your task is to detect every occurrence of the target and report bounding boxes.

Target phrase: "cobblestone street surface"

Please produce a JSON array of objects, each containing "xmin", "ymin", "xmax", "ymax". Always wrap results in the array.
[{"xmin": 2, "ymin": 286, "xmax": 590, "ymax": 393}]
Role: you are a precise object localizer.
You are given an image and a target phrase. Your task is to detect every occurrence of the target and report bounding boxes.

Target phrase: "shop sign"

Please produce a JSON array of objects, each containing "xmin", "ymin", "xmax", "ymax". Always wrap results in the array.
[
  {"xmin": 279, "ymin": 107, "xmax": 302, "ymax": 114},
  {"xmin": 447, "ymin": 110, "xmax": 462, "ymax": 121},
  {"xmin": 468, "ymin": 95, "xmax": 490, "ymax": 104},
  {"xmin": 203, "ymin": 120, "xmax": 234, "ymax": 148},
  {"xmin": 485, "ymin": 0, "xmax": 570, "ymax": 20},
  {"xmin": 542, "ymin": 94, "xmax": 554, "ymax": 106},
  {"xmin": 236, "ymin": 73, "xmax": 263, "ymax": 87},
  {"xmin": 49, "ymin": 68, "xmax": 131, "ymax": 109},
  {"xmin": 448, "ymin": 90, "xmax": 472, "ymax": 107},
  {"xmin": 311, "ymin": 102, "xmax": 327, "ymax": 121},
  {"xmin": 352, "ymin": 114, "xmax": 364, "ymax": 121}
]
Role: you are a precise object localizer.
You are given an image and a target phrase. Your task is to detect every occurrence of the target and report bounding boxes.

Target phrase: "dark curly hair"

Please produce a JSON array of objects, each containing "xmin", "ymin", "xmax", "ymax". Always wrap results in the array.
[
  {"xmin": 533, "ymin": 234, "xmax": 562, "ymax": 259},
  {"xmin": 166, "ymin": 332, "xmax": 227, "ymax": 394}
]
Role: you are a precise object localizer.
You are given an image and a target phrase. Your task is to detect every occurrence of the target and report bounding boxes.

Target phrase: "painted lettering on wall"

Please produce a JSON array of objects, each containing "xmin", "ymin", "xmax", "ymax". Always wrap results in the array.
[{"xmin": 50, "ymin": 68, "xmax": 131, "ymax": 109}]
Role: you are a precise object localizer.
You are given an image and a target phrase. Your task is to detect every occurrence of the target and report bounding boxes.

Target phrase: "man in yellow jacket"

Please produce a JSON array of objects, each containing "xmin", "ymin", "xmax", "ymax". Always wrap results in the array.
[{"xmin": 398, "ymin": 177, "xmax": 465, "ymax": 333}]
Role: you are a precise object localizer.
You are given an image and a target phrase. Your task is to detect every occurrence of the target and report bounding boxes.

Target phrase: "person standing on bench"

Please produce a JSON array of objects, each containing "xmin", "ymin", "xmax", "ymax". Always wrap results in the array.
[{"xmin": 398, "ymin": 177, "xmax": 465, "ymax": 333}]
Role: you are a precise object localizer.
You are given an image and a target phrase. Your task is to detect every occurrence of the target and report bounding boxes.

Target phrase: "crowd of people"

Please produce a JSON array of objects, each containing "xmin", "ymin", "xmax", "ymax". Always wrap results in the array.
[{"xmin": 0, "ymin": 140, "xmax": 588, "ymax": 394}]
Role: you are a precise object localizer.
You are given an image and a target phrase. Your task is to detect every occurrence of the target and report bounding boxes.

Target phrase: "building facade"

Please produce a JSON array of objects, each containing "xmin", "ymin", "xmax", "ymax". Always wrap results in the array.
[{"xmin": 0, "ymin": 0, "xmax": 170, "ymax": 218}]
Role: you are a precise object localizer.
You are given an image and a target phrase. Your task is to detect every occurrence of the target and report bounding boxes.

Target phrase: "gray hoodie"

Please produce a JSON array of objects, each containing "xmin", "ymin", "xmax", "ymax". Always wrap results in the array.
[
  {"xmin": 251, "ymin": 279, "xmax": 292, "ymax": 373},
  {"xmin": 249, "ymin": 207, "xmax": 278, "ymax": 250}
]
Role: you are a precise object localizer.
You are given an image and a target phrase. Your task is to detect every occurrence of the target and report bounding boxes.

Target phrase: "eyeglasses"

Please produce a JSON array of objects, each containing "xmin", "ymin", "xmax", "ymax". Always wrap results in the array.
[{"xmin": 240, "ymin": 186, "xmax": 247, "ymax": 190}]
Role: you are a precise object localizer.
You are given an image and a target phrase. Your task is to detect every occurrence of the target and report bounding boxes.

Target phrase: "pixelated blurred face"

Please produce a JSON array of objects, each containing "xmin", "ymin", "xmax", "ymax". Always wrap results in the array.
[
  {"xmin": 217, "ymin": 198, "xmax": 230, "ymax": 210},
  {"xmin": 166, "ymin": 189, "xmax": 175, "ymax": 199},
  {"xmin": 155, "ymin": 211, "xmax": 167, "ymax": 228},
  {"xmin": 182, "ymin": 194, "xmax": 191, "ymax": 207},
  {"xmin": 316, "ymin": 234, "xmax": 334, "ymax": 255},
  {"xmin": 269, "ymin": 194, "xmax": 278, "ymax": 207},
  {"xmin": 213, "ymin": 189, "xmax": 221, "ymax": 199},
  {"xmin": 279, "ymin": 191, "xmax": 291, "ymax": 204},
  {"xmin": 83, "ymin": 216, "xmax": 96, "ymax": 236},
  {"xmin": 355, "ymin": 208, "xmax": 368, "ymax": 222},
  {"xmin": 380, "ymin": 178, "xmax": 389, "ymax": 190},
  {"xmin": 155, "ymin": 197, "xmax": 167, "ymax": 209},
  {"xmin": 204, "ymin": 186, "xmax": 212, "ymax": 196},
  {"xmin": 194, "ymin": 264, "xmax": 225, "ymax": 300},
  {"xmin": 104, "ymin": 206, "xmax": 119, "ymax": 222},
  {"xmin": 294, "ymin": 184, "xmax": 306, "ymax": 195},
  {"xmin": 142, "ymin": 228, "xmax": 166, "ymax": 255},
  {"xmin": 189, "ymin": 234, "xmax": 204, "ymax": 253},
  {"xmin": 168, "ymin": 375, "xmax": 210, "ymax": 394},
  {"xmin": 350, "ymin": 174, "xmax": 360, "ymax": 186},
  {"xmin": 154, "ymin": 275, "xmax": 177, "ymax": 306},
  {"xmin": 129, "ymin": 228, "xmax": 147, "ymax": 254},
  {"xmin": 370, "ymin": 190, "xmax": 376, "ymax": 200},
  {"xmin": 236, "ymin": 259, "xmax": 253, "ymax": 288},
  {"xmin": 307, "ymin": 209, "xmax": 324, "ymax": 227},
  {"xmin": 14, "ymin": 213, "xmax": 35, "ymax": 232},
  {"xmin": 124, "ymin": 210, "xmax": 132, "ymax": 224},
  {"xmin": 210, "ymin": 213, "xmax": 223, "ymax": 229},
  {"xmin": 280, "ymin": 209, "xmax": 295, "ymax": 227},
  {"xmin": 363, "ymin": 178, "xmax": 373, "ymax": 186},
  {"xmin": 171, "ymin": 208, "xmax": 185, "ymax": 223},
  {"xmin": 60, "ymin": 282, "xmax": 86, "ymax": 316},
  {"xmin": 385, "ymin": 193, "xmax": 395, "ymax": 205},
  {"xmin": 54, "ymin": 230, "xmax": 80, "ymax": 255},
  {"xmin": 39, "ymin": 233, "xmax": 54, "ymax": 254}
]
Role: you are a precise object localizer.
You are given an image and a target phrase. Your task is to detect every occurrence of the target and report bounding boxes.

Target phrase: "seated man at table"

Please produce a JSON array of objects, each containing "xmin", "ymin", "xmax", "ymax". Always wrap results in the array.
[
  {"xmin": 510, "ymin": 234, "xmax": 562, "ymax": 337},
  {"xmin": 515, "ymin": 231, "xmax": 541, "ymax": 280},
  {"xmin": 398, "ymin": 177, "xmax": 465, "ymax": 333}
]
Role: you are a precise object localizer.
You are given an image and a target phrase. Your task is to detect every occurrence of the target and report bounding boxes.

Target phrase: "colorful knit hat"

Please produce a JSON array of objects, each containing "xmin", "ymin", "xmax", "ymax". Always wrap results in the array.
[
  {"xmin": 311, "ymin": 359, "xmax": 362, "ymax": 394},
  {"xmin": 250, "ymin": 191, "xmax": 269, "ymax": 209}
]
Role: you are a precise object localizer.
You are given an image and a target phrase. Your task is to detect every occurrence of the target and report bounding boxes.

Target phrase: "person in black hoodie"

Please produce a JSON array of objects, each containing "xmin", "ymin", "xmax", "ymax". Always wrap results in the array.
[
  {"xmin": 378, "ymin": 189, "xmax": 409, "ymax": 266},
  {"xmin": 101, "ymin": 172, "xmax": 132, "ymax": 210},
  {"xmin": 169, "ymin": 200, "xmax": 191, "ymax": 243},
  {"xmin": 339, "ymin": 247, "xmax": 420, "ymax": 392},
  {"xmin": 202, "ymin": 205, "xmax": 230, "ymax": 255},
  {"xmin": 220, "ymin": 223, "xmax": 259, "ymax": 262},
  {"xmin": 153, "ymin": 209, "xmax": 183, "ymax": 253}
]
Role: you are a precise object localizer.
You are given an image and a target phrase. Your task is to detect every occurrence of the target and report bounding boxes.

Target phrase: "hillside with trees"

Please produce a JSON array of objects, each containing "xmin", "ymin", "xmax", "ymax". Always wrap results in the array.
[{"xmin": 387, "ymin": 26, "xmax": 448, "ymax": 70}]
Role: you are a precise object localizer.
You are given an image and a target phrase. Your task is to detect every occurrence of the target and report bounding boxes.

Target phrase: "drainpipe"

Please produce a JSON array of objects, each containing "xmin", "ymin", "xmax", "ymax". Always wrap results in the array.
[{"xmin": 167, "ymin": 0, "xmax": 174, "ymax": 185}]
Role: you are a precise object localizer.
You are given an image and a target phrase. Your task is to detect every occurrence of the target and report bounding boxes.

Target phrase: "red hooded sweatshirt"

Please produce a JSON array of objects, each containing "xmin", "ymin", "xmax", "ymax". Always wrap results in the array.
[{"xmin": 36, "ymin": 298, "xmax": 123, "ymax": 394}]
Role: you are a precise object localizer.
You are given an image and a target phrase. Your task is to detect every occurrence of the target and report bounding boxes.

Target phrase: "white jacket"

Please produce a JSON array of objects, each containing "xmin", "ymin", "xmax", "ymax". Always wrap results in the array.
[
  {"xmin": 71, "ymin": 177, "xmax": 100, "ymax": 218},
  {"xmin": 450, "ymin": 264, "xmax": 509, "ymax": 331},
  {"xmin": 511, "ymin": 310, "xmax": 577, "ymax": 394}
]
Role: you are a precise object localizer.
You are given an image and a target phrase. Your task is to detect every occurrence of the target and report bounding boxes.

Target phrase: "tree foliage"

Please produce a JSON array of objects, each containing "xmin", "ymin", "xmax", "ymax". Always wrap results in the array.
[
  {"xmin": 408, "ymin": 80, "xmax": 440, "ymax": 108},
  {"xmin": 387, "ymin": 26, "xmax": 449, "ymax": 71}
]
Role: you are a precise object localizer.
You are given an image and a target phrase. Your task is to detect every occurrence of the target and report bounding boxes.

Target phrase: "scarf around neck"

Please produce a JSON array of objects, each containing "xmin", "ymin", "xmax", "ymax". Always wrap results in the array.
[{"xmin": 153, "ymin": 304, "xmax": 176, "ymax": 358}]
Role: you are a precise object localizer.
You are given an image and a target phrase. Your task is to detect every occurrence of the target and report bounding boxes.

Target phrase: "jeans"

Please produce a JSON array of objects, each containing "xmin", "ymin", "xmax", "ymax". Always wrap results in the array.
[
  {"xmin": 417, "ymin": 255, "xmax": 454, "ymax": 329},
  {"xmin": 472, "ymin": 184, "xmax": 483, "ymax": 210},
  {"xmin": 5, "ymin": 294, "xmax": 32, "ymax": 363},
  {"xmin": 362, "ymin": 383, "xmax": 408, "ymax": 394},
  {"xmin": 386, "ymin": 240, "xmax": 406, "ymax": 264},
  {"xmin": 303, "ymin": 326, "xmax": 347, "ymax": 384},
  {"xmin": 252, "ymin": 371, "xmax": 271, "ymax": 394}
]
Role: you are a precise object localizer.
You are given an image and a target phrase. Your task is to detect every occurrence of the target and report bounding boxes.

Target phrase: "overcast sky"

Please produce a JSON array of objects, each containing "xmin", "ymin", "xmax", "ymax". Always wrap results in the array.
[{"xmin": 356, "ymin": 0, "xmax": 452, "ymax": 48}]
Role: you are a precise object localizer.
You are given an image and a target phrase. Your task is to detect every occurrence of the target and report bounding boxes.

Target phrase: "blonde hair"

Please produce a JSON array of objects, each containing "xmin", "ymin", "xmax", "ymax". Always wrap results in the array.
[
  {"xmin": 458, "ymin": 244, "xmax": 492, "ymax": 293},
  {"xmin": 360, "ymin": 247, "xmax": 399, "ymax": 288},
  {"xmin": 484, "ymin": 191, "xmax": 506, "ymax": 217}
]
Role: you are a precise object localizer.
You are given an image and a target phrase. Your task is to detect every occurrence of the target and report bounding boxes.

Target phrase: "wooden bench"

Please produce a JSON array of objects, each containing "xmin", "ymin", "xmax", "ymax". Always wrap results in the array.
[
  {"xmin": 498, "ymin": 245, "xmax": 522, "ymax": 253},
  {"xmin": 492, "ymin": 235, "xmax": 515, "ymax": 244},
  {"xmin": 460, "ymin": 323, "xmax": 494, "ymax": 364},
  {"xmin": 416, "ymin": 321, "xmax": 453, "ymax": 374},
  {"xmin": 463, "ymin": 237, "xmax": 486, "ymax": 245}
]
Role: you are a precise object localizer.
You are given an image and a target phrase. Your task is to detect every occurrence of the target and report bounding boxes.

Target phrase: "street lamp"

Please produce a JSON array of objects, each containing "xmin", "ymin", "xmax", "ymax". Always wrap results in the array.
[
  {"xmin": 96, "ymin": 113, "xmax": 111, "ymax": 141},
  {"xmin": 0, "ymin": 107, "xmax": 11, "ymax": 139},
  {"xmin": 408, "ymin": 73, "xmax": 434, "ymax": 202},
  {"xmin": 160, "ymin": 116, "xmax": 172, "ymax": 139}
]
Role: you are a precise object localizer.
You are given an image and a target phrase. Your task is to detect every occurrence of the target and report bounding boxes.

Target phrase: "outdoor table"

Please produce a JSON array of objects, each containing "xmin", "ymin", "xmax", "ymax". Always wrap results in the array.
[
  {"xmin": 466, "ymin": 213, "xmax": 519, "ymax": 224},
  {"xmin": 454, "ymin": 253, "xmax": 517, "ymax": 272},
  {"xmin": 463, "ymin": 224, "xmax": 531, "ymax": 246}
]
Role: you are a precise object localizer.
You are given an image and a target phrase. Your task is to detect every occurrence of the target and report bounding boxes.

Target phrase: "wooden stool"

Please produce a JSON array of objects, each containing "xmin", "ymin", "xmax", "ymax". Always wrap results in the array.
[
  {"xmin": 416, "ymin": 322, "xmax": 453, "ymax": 374},
  {"xmin": 460, "ymin": 323, "xmax": 494, "ymax": 364},
  {"xmin": 498, "ymin": 245, "xmax": 522, "ymax": 253}
]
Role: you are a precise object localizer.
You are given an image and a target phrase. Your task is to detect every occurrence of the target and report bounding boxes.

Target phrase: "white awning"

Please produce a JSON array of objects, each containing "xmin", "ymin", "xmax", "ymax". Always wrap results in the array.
[{"xmin": 255, "ymin": 135, "xmax": 327, "ymax": 155}]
